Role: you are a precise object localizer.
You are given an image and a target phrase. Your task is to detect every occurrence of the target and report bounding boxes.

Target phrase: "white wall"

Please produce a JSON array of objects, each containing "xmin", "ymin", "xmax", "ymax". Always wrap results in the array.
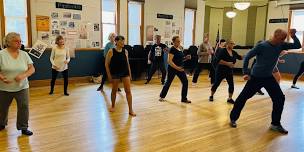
[
  {"xmin": 144, "ymin": 0, "xmax": 185, "ymax": 45},
  {"xmin": 265, "ymin": 1, "xmax": 289, "ymax": 39},
  {"xmin": 30, "ymin": 0, "xmax": 101, "ymax": 46},
  {"xmin": 194, "ymin": 0, "xmax": 205, "ymax": 46}
]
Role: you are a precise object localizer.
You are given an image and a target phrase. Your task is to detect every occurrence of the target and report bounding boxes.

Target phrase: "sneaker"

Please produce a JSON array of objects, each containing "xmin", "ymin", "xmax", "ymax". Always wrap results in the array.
[
  {"xmin": 144, "ymin": 81, "xmax": 149, "ymax": 84},
  {"xmin": 64, "ymin": 93, "xmax": 69, "ymax": 96},
  {"xmin": 227, "ymin": 98, "xmax": 235, "ymax": 104},
  {"xmin": 159, "ymin": 98, "xmax": 166, "ymax": 102},
  {"xmin": 192, "ymin": 82, "xmax": 197, "ymax": 86},
  {"xmin": 181, "ymin": 99, "xmax": 191, "ymax": 104},
  {"xmin": 118, "ymin": 88, "xmax": 122, "ymax": 92},
  {"xmin": 0, "ymin": 125, "xmax": 5, "ymax": 131},
  {"xmin": 49, "ymin": 91, "xmax": 53, "ymax": 95},
  {"xmin": 230, "ymin": 120, "xmax": 237, "ymax": 128},
  {"xmin": 270, "ymin": 124, "xmax": 288, "ymax": 134},
  {"xmin": 209, "ymin": 96, "xmax": 214, "ymax": 102},
  {"xmin": 291, "ymin": 85, "xmax": 299, "ymax": 89},
  {"xmin": 22, "ymin": 129, "xmax": 33, "ymax": 136}
]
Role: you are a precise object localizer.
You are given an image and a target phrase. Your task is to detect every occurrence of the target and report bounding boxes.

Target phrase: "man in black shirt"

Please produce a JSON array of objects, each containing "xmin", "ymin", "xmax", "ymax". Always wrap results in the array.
[{"xmin": 145, "ymin": 35, "xmax": 168, "ymax": 84}]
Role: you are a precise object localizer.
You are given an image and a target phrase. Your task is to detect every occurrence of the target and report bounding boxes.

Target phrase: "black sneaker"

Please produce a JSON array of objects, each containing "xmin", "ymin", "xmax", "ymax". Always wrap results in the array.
[
  {"xmin": 22, "ymin": 130, "xmax": 33, "ymax": 136},
  {"xmin": 0, "ymin": 125, "xmax": 5, "ymax": 131},
  {"xmin": 230, "ymin": 120, "xmax": 237, "ymax": 128},
  {"xmin": 49, "ymin": 91, "xmax": 53, "ymax": 95},
  {"xmin": 209, "ymin": 96, "xmax": 213, "ymax": 102},
  {"xmin": 118, "ymin": 88, "xmax": 122, "ymax": 92},
  {"xmin": 291, "ymin": 85, "xmax": 299, "ymax": 89},
  {"xmin": 270, "ymin": 124, "xmax": 288, "ymax": 134},
  {"xmin": 64, "ymin": 93, "xmax": 69, "ymax": 96},
  {"xmin": 227, "ymin": 99, "xmax": 235, "ymax": 104},
  {"xmin": 144, "ymin": 81, "xmax": 149, "ymax": 84},
  {"xmin": 181, "ymin": 99, "xmax": 191, "ymax": 104}
]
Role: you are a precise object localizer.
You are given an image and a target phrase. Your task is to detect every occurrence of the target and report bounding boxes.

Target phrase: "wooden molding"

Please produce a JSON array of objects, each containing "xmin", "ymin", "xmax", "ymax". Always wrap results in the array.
[{"xmin": 27, "ymin": 0, "xmax": 32, "ymax": 47}]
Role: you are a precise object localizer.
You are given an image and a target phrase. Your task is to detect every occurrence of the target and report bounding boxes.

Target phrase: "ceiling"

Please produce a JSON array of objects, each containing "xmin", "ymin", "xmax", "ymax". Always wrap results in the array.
[{"xmin": 185, "ymin": 0, "xmax": 270, "ymax": 8}]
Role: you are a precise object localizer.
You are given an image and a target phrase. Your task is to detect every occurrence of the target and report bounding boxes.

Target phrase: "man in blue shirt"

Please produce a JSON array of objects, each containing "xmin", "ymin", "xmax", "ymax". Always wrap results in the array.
[{"xmin": 230, "ymin": 28, "xmax": 301, "ymax": 134}]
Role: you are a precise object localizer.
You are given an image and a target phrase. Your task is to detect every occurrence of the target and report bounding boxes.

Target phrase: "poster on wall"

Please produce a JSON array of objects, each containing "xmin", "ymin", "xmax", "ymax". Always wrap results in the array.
[
  {"xmin": 79, "ymin": 24, "xmax": 88, "ymax": 39},
  {"xmin": 93, "ymin": 23, "xmax": 100, "ymax": 31},
  {"xmin": 36, "ymin": 16, "xmax": 50, "ymax": 31},
  {"xmin": 65, "ymin": 38, "xmax": 76, "ymax": 58},
  {"xmin": 28, "ymin": 40, "xmax": 48, "ymax": 59},
  {"xmin": 60, "ymin": 21, "xmax": 68, "ymax": 27},
  {"xmin": 63, "ymin": 12, "xmax": 72, "ymax": 19},
  {"xmin": 72, "ymin": 13, "xmax": 81, "ymax": 20},
  {"xmin": 51, "ymin": 12, "xmax": 59, "ymax": 19},
  {"xmin": 51, "ymin": 20, "xmax": 59, "ymax": 29}
]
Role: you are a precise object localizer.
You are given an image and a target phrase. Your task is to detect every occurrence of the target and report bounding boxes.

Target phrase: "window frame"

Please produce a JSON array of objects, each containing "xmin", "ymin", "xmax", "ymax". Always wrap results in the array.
[
  {"xmin": 183, "ymin": 8, "xmax": 196, "ymax": 49},
  {"xmin": 101, "ymin": 0, "xmax": 119, "ymax": 47},
  {"xmin": 127, "ymin": 1, "xmax": 144, "ymax": 46},
  {"xmin": 288, "ymin": 9, "xmax": 304, "ymax": 50},
  {"xmin": 0, "ymin": 0, "xmax": 32, "ymax": 47}
]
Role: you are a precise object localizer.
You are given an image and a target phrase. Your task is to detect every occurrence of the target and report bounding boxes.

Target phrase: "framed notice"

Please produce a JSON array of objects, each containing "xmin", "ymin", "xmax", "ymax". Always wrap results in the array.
[
  {"xmin": 36, "ymin": 16, "xmax": 50, "ymax": 31},
  {"xmin": 28, "ymin": 40, "xmax": 48, "ymax": 59}
]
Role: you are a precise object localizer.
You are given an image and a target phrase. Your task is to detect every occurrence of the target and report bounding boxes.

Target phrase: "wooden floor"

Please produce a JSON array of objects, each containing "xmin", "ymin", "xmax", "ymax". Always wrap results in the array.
[{"xmin": 1, "ymin": 75, "xmax": 304, "ymax": 152}]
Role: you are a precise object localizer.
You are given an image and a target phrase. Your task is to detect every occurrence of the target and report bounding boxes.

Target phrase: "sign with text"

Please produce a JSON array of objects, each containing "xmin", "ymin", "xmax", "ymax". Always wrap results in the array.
[
  {"xmin": 55, "ymin": 2, "xmax": 82, "ymax": 11},
  {"xmin": 157, "ymin": 14, "xmax": 173, "ymax": 20},
  {"xmin": 36, "ymin": 16, "xmax": 50, "ymax": 31},
  {"xmin": 269, "ymin": 18, "xmax": 288, "ymax": 23}
]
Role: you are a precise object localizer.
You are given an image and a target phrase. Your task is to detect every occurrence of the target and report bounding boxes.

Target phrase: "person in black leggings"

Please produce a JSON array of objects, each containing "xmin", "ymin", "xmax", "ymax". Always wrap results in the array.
[
  {"xmin": 159, "ymin": 36, "xmax": 191, "ymax": 103},
  {"xmin": 210, "ymin": 39, "xmax": 226, "ymax": 85},
  {"xmin": 105, "ymin": 35, "xmax": 136, "ymax": 116},
  {"xmin": 209, "ymin": 40, "xmax": 242, "ymax": 104},
  {"xmin": 145, "ymin": 35, "xmax": 168, "ymax": 84},
  {"xmin": 291, "ymin": 61, "xmax": 304, "ymax": 89}
]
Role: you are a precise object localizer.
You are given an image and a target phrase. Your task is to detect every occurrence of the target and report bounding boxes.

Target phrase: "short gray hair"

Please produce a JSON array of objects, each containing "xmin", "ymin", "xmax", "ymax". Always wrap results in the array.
[
  {"xmin": 108, "ymin": 32, "xmax": 116, "ymax": 40},
  {"xmin": 3, "ymin": 32, "xmax": 21, "ymax": 48}
]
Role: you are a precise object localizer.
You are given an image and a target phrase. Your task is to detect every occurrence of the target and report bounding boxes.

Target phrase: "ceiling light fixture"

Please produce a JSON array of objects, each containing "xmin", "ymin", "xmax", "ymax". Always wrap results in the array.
[
  {"xmin": 234, "ymin": 2, "xmax": 250, "ymax": 11},
  {"xmin": 226, "ymin": 11, "xmax": 236, "ymax": 18}
]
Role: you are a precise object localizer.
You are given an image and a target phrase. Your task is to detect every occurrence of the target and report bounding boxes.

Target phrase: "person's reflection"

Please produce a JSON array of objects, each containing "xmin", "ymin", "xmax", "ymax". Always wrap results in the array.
[
  {"xmin": 17, "ymin": 135, "xmax": 32, "ymax": 151},
  {"xmin": 112, "ymin": 116, "xmax": 132, "ymax": 152}
]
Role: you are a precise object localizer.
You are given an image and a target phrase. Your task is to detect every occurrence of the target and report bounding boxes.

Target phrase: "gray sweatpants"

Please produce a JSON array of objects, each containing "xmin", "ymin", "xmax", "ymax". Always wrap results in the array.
[{"xmin": 0, "ymin": 89, "xmax": 29, "ymax": 130}]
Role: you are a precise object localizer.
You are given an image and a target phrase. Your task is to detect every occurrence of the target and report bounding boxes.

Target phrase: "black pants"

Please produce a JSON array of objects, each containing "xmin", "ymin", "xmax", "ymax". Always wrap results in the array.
[
  {"xmin": 192, "ymin": 63, "xmax": 205, "ymax": 83},
  {"xmin": 211, "ymin": 67, "xmax": 234, "ymax": 94},
  {"xmin": 50, "ymin": 69, "xmax": 69, "ymax": 94},
  {"xmin": 230, "ymin": 76, "xmax": 285, "ymax": 126},
  {"xmin": 98, "ymin": 59, "xmax": 107, "ymax": 88},
  {"xmin": 160, "ymin": 67, "xmax": 188, "ymax": 101},
  {"xmin": 293, "ymin": 61, "xmax": 304, "ymax": 85},
  {"xmin": 209, "ymin": 56, "xmax": 216, "ymax": 84},
  {"xmin": 147, "ymin": 60, "xmax": 166, "ymax": 83}
]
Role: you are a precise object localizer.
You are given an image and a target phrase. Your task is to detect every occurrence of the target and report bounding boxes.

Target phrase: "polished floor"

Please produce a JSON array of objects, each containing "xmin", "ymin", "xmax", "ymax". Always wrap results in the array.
[{"xmin": 0, "ymin": 75, "xmax": 304, "ymax": 152}]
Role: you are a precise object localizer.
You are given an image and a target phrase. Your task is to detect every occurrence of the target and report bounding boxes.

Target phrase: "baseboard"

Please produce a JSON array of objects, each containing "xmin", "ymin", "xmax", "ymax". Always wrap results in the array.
[{"xmin": 29, "ymin": 76, "xmax": 92, "ymax": 87}]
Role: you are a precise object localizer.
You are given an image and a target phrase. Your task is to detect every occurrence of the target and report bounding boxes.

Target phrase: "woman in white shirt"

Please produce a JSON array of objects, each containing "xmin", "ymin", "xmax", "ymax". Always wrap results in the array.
[
  {"xmin": 0, "ymin": 32, "xmax": 35, "ymax": 136},
  {"xmin": 49, "ymin": 35, "xmax": 70, "ymax": 96}
]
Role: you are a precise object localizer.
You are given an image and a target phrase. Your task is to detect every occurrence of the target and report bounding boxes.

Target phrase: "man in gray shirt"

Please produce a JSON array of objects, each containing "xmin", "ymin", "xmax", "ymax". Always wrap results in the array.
[{"xmin": 230, "ymin": 28, "xmax": 301, "ymax": 134}]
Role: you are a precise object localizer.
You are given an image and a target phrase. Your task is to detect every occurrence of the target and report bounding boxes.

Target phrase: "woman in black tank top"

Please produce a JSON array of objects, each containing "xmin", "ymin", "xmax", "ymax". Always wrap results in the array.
[{"xmin": 105, "ymin": 36, "xmax": 136, "ymax": 116}]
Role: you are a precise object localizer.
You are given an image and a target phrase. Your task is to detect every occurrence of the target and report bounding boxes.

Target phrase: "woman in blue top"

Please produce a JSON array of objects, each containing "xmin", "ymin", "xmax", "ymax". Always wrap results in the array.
[
  {"xmin": 159, "ymin": 36, "xmax": 191, "ymax": 103},
  {"xmin": 0, "ymin": 32, "xmax": 35, "ymax": 136}
]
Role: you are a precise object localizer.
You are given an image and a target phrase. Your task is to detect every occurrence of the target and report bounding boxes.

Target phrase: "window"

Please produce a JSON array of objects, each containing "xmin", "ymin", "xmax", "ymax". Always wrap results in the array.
[
  {"xmin": 3, "ymin": 0, "xmax": 29, "ymax": 46},
  {"xmin": 102, "ymin": 0, "xmax": 117, "ymax": 47},
  {"xmin": 291, "ymin": 10, "xmax": 304, "ymax": 46},
  {"xmin": 183, "ymin": 8, "xmax": 195, "ymax": 49},
  {"xmin": 128, "ymin": 1, "xmax": 142, "ymax": 46}
]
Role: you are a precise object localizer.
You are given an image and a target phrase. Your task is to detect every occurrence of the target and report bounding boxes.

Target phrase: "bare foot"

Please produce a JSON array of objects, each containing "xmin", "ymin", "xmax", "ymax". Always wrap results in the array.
[
  {"xmin": 129, "ymin": 111, "xmax": 136, "ymax": 117},
  {"xmin": 109, "ymin": 107, "xmax": 115, "ymax": 112}
]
